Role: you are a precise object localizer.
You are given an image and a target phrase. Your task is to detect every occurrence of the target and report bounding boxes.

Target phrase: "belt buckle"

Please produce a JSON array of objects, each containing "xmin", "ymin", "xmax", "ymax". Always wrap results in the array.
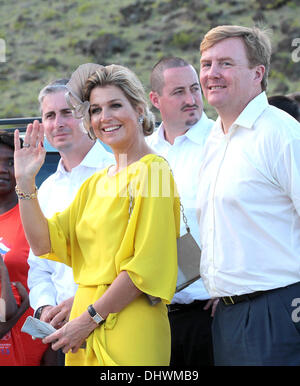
[{"xmin": 223, "ymin": 296, "xmax": 234, "ymax": 305}]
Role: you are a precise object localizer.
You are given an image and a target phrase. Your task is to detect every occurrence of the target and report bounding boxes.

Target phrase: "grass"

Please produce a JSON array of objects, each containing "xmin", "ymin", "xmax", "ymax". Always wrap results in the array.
[{"xmin": 0, "ymin": 0, "xmax": 299, "ymax": 119}]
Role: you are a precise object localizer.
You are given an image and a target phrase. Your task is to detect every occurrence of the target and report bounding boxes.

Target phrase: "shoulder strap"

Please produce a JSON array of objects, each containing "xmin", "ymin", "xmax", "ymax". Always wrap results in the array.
[
  {"xmin": 127, "ymin": 155, "xmax": 190, "ymax": 233},
  {"xmin": 156, "ymin": 155, "xmax": 190, "ymax": 234},
  {"xmin": 128, "ymin": 183, "xmax": 134, "ymax": 222}
]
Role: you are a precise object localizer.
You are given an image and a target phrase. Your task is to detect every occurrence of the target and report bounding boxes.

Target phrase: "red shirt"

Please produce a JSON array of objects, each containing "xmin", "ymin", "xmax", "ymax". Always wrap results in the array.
[{"xmin": 0, "ymin": 204, "xmax": 48, "ymax": 366}]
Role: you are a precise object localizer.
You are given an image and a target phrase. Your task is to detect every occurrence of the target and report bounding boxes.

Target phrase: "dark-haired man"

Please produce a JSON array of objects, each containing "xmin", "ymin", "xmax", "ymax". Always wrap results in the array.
[{"xmin": 268, "ymin": 95, "xmax": 300, "ymax": 121}]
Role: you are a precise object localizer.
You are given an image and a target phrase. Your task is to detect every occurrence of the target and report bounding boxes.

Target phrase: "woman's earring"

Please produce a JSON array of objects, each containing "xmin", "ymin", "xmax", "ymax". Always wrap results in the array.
[{"xmin": 138, "ymin": 115, "xmax": 144, "ymax": 125}]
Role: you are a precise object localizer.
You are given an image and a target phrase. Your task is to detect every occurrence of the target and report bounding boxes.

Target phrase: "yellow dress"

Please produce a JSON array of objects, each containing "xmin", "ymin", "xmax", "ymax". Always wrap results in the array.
[{"xmin": 42, "ymin": 154, "xmax": 180, "ymax": 366}]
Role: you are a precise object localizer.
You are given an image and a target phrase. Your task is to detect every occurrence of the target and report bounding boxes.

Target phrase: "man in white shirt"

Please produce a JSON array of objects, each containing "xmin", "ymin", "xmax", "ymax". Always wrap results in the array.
[
  {"xmin": 27, "ymin": 79, "xmax": 113, "ymax": 362},
  {"xmin": 148, "ymin": 57, "xmax": 215, "ymax": 366},
  {"xmin": 198, "ymin": 25, "xmax": 300, "ymax": 365}
]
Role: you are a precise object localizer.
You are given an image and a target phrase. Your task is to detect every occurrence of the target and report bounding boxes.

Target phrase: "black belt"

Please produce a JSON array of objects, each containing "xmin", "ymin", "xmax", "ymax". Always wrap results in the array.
[
  {"xmin": 221, "ymin": 291, "xmax": 265, "ymax": 305},
  {"xmin": 168, "ymin": 300, "xmax": 207, "ymax": 313},
  {"xmin": 221, "ymin": 281, "xmax": 300, "ymax": 306}
]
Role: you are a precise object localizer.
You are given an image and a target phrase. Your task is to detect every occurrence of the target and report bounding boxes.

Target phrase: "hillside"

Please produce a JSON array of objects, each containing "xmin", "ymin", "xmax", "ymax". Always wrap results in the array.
[{"xmin": 0, "ymin": 0, "xmax": 299, "ymax": 120}]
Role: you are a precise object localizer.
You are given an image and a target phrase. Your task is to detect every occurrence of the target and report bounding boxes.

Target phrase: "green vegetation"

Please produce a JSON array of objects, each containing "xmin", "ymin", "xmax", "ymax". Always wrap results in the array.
[{"xmin": 0, "ymin": 0, "xmax": 299, "ymax": 120}]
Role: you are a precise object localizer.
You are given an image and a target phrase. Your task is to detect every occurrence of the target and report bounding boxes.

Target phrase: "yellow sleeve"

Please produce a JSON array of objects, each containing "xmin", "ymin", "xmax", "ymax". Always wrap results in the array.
[
  {"xmin": 41, "ymin": 207, "xmax": 73, "ymax": 267},
  {"xmin": 39, "ymin": 178, "xmax": 89, "ymax": 267},
  {"xmin": 117, "ymin": 157, "xmax": 180, "ymax": 304}
]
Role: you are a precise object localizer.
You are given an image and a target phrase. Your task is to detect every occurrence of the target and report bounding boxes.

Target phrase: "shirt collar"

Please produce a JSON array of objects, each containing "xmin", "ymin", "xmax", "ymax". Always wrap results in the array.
[
  {"xmin": 213, "ymin": 91, "xmax": 269, "ymax": 134},
  {"xmin": 156, "ymin": 123, "xmax": 166, "ymax": 141},
  {"xmin": 155, "ymin": 112, "xmax": 213, "ymax": 146},
  {"xmin": 184, "ymin": 112, "xmax": 213, "ymax": 144},
  {"xmin": 234, "ymin": 91, "xmax": 269, "ymax": 130},
  {"xmin": 80, "ymin": 141, "xmax": 113, "ymax": 167},
  {"xmin": 56, "ymin": 141, "xmax": 113, "ymax": 174}
]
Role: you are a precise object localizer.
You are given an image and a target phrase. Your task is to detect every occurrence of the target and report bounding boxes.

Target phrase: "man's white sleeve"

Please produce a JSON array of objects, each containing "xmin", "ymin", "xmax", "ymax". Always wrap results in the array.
[{"xmin": 27, "ymin": 249, "xmax": 57, "ymax": 311}]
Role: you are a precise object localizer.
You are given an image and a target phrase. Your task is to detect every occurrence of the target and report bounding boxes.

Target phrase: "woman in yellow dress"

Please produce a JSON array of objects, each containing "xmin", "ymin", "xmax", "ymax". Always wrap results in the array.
[{"xmin": 13, "ymin": 64, "xmax": 180, "ymax": 366}]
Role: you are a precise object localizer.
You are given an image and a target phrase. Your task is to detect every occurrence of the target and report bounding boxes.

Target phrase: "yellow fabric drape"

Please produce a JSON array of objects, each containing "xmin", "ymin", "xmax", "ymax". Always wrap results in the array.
[{"xmin": 42, "ymin": 154, "xmax": 180, "ymax": 365}]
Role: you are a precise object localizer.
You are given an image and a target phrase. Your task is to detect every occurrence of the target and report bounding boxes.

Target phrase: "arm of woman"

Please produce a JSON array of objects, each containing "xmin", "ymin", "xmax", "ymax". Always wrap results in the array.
[
  {"xmin": 42, "ymin": 271, "xmax": 141, "ymax": 354},
  {"xmin": 14, "ymin": 122, "xmax": 51, "ymax": 256},
  {"xmin": 0, "ymin": 282, "xmax": 29, "ymax": 339},
  {"xmin": 92, "ymin": 270, "xmax": 142, "ymax": 317},
  {"xmin": 0, "ymin": 254, "xmax": 18, "ymax": 321}
]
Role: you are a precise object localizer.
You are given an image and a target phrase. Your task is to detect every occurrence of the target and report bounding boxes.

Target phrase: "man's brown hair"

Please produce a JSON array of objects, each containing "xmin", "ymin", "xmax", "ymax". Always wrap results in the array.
[
  {"xmin": 150, "ymin": 57, "xmax": 192, "ymax": 95},
  {"xmin": 200, "ymin": 25, "xmax": 272, "ymax": 91}
]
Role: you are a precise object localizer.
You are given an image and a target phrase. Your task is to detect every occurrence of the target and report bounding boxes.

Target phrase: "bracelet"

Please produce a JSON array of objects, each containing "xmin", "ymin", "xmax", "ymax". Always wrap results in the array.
[{"xmin": 15, "ymin": 185, "xmax": 38, "ymax": 200}]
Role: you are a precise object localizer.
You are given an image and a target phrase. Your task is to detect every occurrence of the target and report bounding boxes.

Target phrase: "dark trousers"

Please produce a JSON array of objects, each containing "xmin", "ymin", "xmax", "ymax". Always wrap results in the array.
[
  {"xmin": 213, "ymin": 281, "xmax": 300, "ymax": 366},
  {"xmin": 168, "ymin": 300, "xmax": 214, "ymax": 366},
  {"xmin": 57, "ymin": 349, "xmax": 65, "ymax": 366}
]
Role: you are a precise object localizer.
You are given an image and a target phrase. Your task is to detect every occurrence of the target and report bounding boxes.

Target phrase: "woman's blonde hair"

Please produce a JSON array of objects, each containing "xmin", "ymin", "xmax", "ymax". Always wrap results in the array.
[
  {"xmin": 84, "ymin": 64, "xmax": 155, "ymax": 136},
  {"xmin": 200, "ymin": 25, "xmax": 272, "ymax": 91}
]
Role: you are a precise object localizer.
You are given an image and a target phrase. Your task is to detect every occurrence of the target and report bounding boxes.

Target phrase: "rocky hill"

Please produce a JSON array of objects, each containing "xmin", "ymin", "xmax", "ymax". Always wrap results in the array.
[{"xmin": 0, "ymin": 0, "xmax": 299, "ymax": 120}]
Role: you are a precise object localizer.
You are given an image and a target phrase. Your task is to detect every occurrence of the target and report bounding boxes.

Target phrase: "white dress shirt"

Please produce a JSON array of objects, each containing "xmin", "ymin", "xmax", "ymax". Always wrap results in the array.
[
  {"xmin": 147, "ymin": 112, "xmax": 214, "ymax": 303},
  {"xmin": 197, "ymin": 92, "xmax": 300, "ymax": 298},
  {"xmin": 28, "ymin": 141, "xmax": 114, "ymax": 311}
]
